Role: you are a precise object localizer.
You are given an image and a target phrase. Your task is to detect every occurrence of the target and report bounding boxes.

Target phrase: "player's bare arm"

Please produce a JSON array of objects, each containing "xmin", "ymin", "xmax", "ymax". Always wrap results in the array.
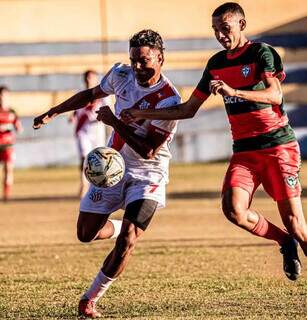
[
  {"xmin": 120, "ymin": 95, "xmax": 204, "ymax": 123},
  {"xmin": 33, "ymin": 85, "xmax": 108, "ymax": 129},
  {"xmin": 96, "ymin": 106, "xmax": 165, "ymax": 159},
  {"xmin": 210, "ymin": 77, "xmax": 282, "ymax": 105}
]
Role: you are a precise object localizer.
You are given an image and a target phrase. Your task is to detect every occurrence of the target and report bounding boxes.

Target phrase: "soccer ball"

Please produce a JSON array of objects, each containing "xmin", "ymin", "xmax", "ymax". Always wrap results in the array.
[{"xmin": 84, "ymin": 147, "xmax": 125, "ymax": 188}]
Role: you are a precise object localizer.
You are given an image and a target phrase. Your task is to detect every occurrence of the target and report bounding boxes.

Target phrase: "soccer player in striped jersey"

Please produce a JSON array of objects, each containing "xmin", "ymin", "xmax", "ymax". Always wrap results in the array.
[
  {"xmin": 0, "ymin": 86, "xmax": 22, "ymax": 201},
  {"xmin": 121, "ymin": 2, "xmax": 307, "ymax": 281}
]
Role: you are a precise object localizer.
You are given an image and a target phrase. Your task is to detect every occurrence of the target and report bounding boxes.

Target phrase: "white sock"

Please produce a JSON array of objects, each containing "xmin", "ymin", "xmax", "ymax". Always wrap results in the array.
[
  {"xmin": 82, "ymin": 270, "xmax": 116, "ymax": 302},
  {"xmin": 109, "ymin": 219, "xmax": 122, "ymax": 239}
]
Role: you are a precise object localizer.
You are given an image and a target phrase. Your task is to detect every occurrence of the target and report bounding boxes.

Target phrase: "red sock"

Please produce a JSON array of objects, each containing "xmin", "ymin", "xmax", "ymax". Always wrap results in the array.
[{"xmin": 250, "ymin": 214, "xmax": 289, "ymax": 245}]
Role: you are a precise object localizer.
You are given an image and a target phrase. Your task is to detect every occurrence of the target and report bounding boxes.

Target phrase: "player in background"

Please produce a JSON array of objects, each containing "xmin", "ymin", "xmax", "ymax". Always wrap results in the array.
[
  {"xmin": 121, "ymin": 2, "xmax": 307, "ymax": 281},
  {"xmin": 69, "ymin": 70, "xmax": 110, "ymax": 198},
  {"xmin": 33, "ymin": 30, "xmax": 181, "ymax": 318},
  {"xmin": 0, "ymin": 86, "xmax": 22, "ymax": 201}
]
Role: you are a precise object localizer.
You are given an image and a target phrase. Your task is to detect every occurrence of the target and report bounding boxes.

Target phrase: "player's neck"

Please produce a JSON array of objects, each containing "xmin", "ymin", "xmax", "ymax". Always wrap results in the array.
[
  {"xmin": 228, "ymin": 37, "xmax": 249, "ymax": 54},
  {"xmin": 139, "ymin": 74, "xmax": 162, "ymax": 88}
]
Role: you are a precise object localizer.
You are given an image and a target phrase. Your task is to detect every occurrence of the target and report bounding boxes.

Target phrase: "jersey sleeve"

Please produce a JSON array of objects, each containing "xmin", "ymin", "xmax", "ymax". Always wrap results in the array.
[
  {"xmin": 257, "ymin": 44, "xmax": 286, "ymax": 82},
  {"xmin": 150, "ymin": 95, "xmax": 181, "ymax": 134},
  {"xmin": 99, "ymin": 63, "xmax": 121, "ymax": 95},
  {"xmin": 192, "ymin": 65, "xmax": 212, "ymax": 101}
]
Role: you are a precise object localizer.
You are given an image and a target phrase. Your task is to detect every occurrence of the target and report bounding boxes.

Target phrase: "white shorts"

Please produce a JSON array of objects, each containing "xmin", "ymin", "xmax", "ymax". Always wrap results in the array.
[{"xmin": 80, "ymin": 170, "xmax": 166, "ymax": 214}]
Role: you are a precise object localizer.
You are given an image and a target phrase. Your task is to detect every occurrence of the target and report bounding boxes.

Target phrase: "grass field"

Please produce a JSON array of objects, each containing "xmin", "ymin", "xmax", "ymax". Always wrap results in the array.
[{"xmin": 0, "ymin": 162, "xmax": 306, "ymax": 319}]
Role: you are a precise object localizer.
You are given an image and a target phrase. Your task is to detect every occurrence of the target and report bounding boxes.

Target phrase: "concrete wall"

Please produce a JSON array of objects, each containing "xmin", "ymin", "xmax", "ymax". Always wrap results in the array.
[{"xmin": 1, "ymin": 0, "xmax": 307, "ymax": 164}]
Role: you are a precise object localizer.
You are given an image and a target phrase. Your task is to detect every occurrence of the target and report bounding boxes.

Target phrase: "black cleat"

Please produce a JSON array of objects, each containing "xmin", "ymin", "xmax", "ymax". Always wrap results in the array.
[{"xmin": 280, "ymin": 238, "xmax": 301, "ymax": 281}]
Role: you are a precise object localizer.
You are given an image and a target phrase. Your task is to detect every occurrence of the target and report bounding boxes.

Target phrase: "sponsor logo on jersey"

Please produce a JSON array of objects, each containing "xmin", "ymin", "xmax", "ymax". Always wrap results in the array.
[
  {"xmin": 139, "ymin": 99, "xmax": 151, "ymax": 110},
  {"xmin": 241, "ymin": 65, "xmax": 251, "ymax": 78},
  {"xmin": 285, "ymin": 175, "xmax": 299, "ymax": 189},
  {"xmin": 223, "ymin": 96, "xmax": 247, "ymax": 104},
  {"xmin": 89, "ymin": 188, "xmax": 103, "ymax": 202}
]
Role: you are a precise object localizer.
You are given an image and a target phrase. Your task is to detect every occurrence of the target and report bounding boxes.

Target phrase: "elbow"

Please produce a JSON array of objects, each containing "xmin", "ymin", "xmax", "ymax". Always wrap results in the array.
[
  {"xmin": 274, "ymin": 92, "xmax": 283, "ymax": 105},
  {"xmin": 269, "ymin": 88, "xmax": 283, "ymax": 105},
  {"xmin": 186, "ymin": 109, "xmax": 198, "ymax": 119}
]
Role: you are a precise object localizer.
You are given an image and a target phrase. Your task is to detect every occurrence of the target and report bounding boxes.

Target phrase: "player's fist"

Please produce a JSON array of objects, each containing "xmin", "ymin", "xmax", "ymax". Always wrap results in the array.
[
  {"xmin": 96, "ymin": 106, "xmax": 116, "ymax": 126},
  {"xmin": 120, "ymin": 108, "xmax": 137, "ymax": 124},
  {"xmin": 33, "ymin": 110, "xmax": 55, "ymax": 129}
]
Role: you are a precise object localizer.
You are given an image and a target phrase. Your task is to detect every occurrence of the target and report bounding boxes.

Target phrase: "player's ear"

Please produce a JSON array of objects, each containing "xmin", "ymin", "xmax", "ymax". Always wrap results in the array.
[
  {"xmin": 157, "ymin": 53, "xmax": 164, "ymax": 66},
  {"xmin": 239, "ymin": 18, "xmax": 246, "ymax": 31}
]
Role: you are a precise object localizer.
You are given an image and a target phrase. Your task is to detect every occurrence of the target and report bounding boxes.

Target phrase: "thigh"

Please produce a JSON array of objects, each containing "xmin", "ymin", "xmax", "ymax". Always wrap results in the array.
[
  {"xmin": 262, "ymin": 142, "xmax": 301, "ymax": 201},
  {"xmin": 123, "ymin": 199, "xmax": 158, "ymax": 231},
  {"xmin": 222, "ymin": 153, "xmax": 260, "ymax": 200},
  {"xmin": 77, "ymin": 211, "xmax": 110, "ymax": 238}
]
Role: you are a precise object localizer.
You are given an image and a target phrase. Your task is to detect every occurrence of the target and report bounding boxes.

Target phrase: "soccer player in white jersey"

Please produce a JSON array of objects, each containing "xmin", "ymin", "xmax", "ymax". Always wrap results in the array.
[
  {"xmin": 69, "ymin": 70, "xmax": 110, "ymax": 198},
  {"xmin": 33, "ymin": 29, "xmax": 181, "ymax": 318}
]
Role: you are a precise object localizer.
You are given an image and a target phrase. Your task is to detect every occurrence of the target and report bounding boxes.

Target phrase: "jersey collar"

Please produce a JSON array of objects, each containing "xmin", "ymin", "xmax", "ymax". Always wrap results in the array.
[{"xmin": 226, "ymin": 40, "xmax": 252, "ymax": 60}]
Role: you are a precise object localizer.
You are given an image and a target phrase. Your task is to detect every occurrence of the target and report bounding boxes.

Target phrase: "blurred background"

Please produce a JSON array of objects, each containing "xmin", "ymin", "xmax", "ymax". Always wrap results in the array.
[{"xmin": 0, "ymin": 0, "xmax": 306, "ymax": 167}]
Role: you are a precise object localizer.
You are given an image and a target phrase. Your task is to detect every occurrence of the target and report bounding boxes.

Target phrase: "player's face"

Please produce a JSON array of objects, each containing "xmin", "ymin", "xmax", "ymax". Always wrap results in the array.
[
  {"xmin": 85, "ymin": 72, "xmax": 98, "ymax": 88},
  {"xmin": 130, "ymin": 46, "xmax": 163, "ymax": 87},
  {"xmin": 212, "ymin": 13, "xmax": 245, "ymax": 50}
]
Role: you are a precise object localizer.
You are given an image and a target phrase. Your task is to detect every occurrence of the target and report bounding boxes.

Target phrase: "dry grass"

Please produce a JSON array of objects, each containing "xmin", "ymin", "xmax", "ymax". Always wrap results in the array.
[{"xmin": 0, "ymin": 163, "xmax": 306, "ymax": 319}]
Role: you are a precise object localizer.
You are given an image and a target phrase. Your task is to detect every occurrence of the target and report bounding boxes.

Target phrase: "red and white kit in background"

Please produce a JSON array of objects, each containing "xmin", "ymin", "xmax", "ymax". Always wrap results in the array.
[
  {"xmin": 80, "ymin": 63, "xmax": 181, "ymax": 213},
  {"xmin": 74, "ymin": 96, "xmax": 110, "ymax": 158},
  {"xmin": 0, "ymin": 108, "xmax": 20, "ymax": 162}
]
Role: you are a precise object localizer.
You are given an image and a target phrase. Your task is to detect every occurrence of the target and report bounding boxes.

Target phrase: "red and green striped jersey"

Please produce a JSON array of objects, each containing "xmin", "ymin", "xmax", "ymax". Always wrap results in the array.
[
  {"xmin": 0, "ymin": 108, "xmax": 19, "ymax": 149},
  {"xmin": 192, "ymin": 41, "xmax": 296, "ymax": 153}
]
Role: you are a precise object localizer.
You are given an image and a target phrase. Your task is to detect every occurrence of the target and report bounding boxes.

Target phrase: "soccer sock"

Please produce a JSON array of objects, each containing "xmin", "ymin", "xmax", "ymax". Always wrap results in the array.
[
  {"xmin": 250, "ymin": 213, "xmax": 289, "ymax": 245},
  {"xmin": 82, "ymin": 270, "xmax": 116, "ymax": 302},
  {"xmin": 109, "ymin": 219, "xmax": 122, "ymax": 239}
]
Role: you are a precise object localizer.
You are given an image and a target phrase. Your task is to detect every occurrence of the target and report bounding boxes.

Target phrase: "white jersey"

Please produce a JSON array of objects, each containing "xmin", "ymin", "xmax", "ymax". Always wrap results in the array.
[
  {"xmin": 74, "ymin": 97, "xmax": 110, "ymax": 157},
  {"xmin": 100, "ymin": 63, "xmax": 181, "ymax": 183}
]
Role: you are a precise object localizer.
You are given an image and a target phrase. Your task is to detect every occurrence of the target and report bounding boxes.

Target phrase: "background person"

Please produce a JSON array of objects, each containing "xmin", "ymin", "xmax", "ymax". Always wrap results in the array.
[
  {"xmin": 69, "ymin": 70, "xmax": 110, "ymax": 198},
  {"xmin": 0, "ymin": 86, "xmax": 22, "ymax": 201}
]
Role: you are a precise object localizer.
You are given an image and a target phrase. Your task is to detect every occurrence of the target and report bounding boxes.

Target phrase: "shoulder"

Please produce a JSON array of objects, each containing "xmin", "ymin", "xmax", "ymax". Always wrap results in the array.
[
  {"xmin": 111, "ymin": 63, "xmax": 132, "ymax": 78},
  {"xmin": 160, "ymin": 75, "xmax": 181, "ymax": 102},
  {"xmin": 250, "ymin": 42, "xmax": 280, "ymax": 57},
  {"xmin": 206, "ymin": 50, "xmax": 227, "ymax": 69}
]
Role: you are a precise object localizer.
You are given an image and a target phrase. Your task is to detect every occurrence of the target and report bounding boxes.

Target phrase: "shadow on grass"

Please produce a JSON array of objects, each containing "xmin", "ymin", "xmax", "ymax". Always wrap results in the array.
[{"xmin": 3, "ymin": 187, "xmax": 307, "ymax": 202}]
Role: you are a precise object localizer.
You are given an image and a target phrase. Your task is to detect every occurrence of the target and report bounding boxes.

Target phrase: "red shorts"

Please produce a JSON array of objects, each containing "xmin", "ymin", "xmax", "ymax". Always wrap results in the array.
[
  {"xmin": 222, "ymin": 141, "xmax": 301, "ymax": 201},
  {"xmin": 0, "ymin": 147, "xmax": 14, "ymax": 162}
]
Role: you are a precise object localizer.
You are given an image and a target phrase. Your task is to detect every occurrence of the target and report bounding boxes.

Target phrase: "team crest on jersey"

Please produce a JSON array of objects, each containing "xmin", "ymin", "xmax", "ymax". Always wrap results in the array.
[
  {"xmin": 285, "ymin": 175, "xmax": 298, "ymax": 189},
  {"xmin": 139, "ymin": 99, "xmax": 150, "ymax": 110},
  {"xmin": 241, "ymin": 65, "xmax": 251, "ymax": 78},
  {"xmin": 89, "ymin": 188, "xmax": 103, "ymax": 202}
]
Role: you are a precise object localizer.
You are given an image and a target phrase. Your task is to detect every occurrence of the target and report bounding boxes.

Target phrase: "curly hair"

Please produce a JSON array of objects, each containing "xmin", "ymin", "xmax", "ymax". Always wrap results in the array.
[{"xmin": 129, "ymin": 29, "xmax": 164, "ymax": 61}]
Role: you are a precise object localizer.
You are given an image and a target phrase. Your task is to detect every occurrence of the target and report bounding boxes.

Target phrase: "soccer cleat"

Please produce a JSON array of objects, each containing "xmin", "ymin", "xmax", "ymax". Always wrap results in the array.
[
  {"xmin": 78, "ymin": 299, "xmax": 102, "ymax": 318},
  {"xmin": 280, "ymin": 238, "xmax": 301, "ymax": 281}
]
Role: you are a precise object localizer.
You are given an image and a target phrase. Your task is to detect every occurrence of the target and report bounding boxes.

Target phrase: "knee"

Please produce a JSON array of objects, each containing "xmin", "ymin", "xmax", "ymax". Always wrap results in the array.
[
  {"xmin": 77, "ymin": 226, "xmax": 96, "ymax": 243},
  {"xmin": 222, "ymin": 200, "xmax": 247, "ymax": 226}
]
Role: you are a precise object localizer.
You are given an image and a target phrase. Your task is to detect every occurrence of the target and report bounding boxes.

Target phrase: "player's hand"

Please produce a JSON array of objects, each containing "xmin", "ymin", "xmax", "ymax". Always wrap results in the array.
[
  {"xmin": 120, "ymin": 108, "xmax": 139, "ymax": 124},
  {"xmin": 33, "ymin": 110, "xmax": 56, "ymax": 129},
  {"xmin": 96, "ymin": 106, "xmax": 116, "ymax": 126},
  {"xmin": 209, "ymin": 80, "xmax": 236, "ymax": 97}
]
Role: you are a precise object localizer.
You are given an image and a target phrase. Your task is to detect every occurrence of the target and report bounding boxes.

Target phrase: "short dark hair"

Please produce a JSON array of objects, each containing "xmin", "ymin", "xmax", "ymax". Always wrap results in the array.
[
  {"xmin": 0, "ymin": 86, "xmax": 9, "ymax": 93},
  {"xmin": 212, "ymin": 2, "xmax": 245, "ymax": 17},
  {"xmin": 83, "ymin": 70, "xmax": 97, "ymax": 82},
  {"xmin": 129, "ymin": 29, "xmax": 164, "ymax": 60}
]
